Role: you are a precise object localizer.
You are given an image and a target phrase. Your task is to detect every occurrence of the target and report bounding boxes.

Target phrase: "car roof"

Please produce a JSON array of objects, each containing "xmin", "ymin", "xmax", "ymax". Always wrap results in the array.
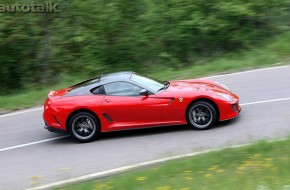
[
  {"xmin": 66, "ymin": 71, "xmax": 134, "ymax": 96},
  {"xmin": 100, "ymin": 71, "xmax": 132, "ymax": 81}
]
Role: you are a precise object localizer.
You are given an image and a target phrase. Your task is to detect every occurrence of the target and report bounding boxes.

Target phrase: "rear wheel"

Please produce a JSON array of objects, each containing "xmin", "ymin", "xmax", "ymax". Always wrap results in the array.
[
  {"xmin": 68, "ymin": 112, "xmax": 100, "ymax": 142},
  {"xmin": 187, "ymin": 101, "xmax": 218, "ymax": 130}
]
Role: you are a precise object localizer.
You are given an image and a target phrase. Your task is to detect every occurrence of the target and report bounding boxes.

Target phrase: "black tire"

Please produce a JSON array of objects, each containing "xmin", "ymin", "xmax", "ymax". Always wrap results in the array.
[
  {"xmin": 68, "ymin": 112, "xmax": 100, "ymax": 143},
  {"xmin": 186, "ymin": 101, "xmax": 218, "ymax": 130}
]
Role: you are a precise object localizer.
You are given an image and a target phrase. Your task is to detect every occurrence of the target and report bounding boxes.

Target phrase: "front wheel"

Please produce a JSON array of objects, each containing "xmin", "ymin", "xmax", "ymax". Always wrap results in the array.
[
  {"xmin": 68, "ymin": 112, "xmax": 100, "ymax": 142},
  {"xmin": 186, "ymin": 101, "xmax": 218, "ymax": 130}
]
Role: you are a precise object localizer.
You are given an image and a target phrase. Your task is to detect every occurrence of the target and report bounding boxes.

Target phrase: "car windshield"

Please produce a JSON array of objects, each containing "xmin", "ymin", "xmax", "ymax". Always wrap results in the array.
[{"xmin": 130, "ymin": 73, "xmax": 166, "ymax": 92}]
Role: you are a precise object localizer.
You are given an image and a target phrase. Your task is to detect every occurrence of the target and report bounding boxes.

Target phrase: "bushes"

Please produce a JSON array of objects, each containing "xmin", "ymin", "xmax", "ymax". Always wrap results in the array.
[{"xmin": 0, "ymin": 0, "xmax": 289, "ymax": 94}]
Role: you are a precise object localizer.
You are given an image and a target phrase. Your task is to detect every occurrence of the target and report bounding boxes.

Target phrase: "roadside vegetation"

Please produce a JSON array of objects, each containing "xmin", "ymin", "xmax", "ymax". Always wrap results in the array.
[
  {"xmin": 1, "ymin": 0, "xmax": 290, "ymax": 111},
  {"xmin": 54, "ymin": 138, "xmax": 290, "ymax": 190},
  {"xmin": 1, "ymin": 31, "xmax": 290, "ymax": 111}
]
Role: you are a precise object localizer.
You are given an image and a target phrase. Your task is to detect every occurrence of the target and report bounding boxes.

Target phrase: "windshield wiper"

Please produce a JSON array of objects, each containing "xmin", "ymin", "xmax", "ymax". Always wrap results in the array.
[{"xmin": 157, "ymin": 81, "xmax": 170, "ymax": 92}]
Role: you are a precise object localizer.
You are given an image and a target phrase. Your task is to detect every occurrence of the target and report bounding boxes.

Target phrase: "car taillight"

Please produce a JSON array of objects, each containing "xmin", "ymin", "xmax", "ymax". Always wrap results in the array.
[{"xmin": 44, "ymin": 98, "xmax": 52, "ymax": 110}]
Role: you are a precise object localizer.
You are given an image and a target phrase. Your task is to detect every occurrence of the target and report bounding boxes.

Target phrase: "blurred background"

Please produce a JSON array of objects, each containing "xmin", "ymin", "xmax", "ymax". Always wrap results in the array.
[{"xmin": 0, "ymin": 0, "xmax": 290, "ymax": 109}]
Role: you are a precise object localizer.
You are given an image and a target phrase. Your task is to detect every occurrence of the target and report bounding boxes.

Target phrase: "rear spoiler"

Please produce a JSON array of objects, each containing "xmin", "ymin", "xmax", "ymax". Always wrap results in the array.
[{"xmin": 69, "ymin": 76, "xmax": 101, "ymax": 88}]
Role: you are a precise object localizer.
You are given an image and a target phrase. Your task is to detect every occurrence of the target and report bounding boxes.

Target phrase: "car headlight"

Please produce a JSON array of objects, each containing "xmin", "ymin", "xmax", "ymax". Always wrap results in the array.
[
  {"xmin": 216, "ymin": 92, "xmax": 234, "ymax": 101},
  {"xmin": 214, "ymin": 81, "xmax": 230, "ymax": 91}
]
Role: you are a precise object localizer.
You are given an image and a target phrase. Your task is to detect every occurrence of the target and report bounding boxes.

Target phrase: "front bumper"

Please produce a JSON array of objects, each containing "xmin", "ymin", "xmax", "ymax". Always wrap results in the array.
[{"xmin": 218, "ymin": 100, "xmax": 241, "ymax": 121}]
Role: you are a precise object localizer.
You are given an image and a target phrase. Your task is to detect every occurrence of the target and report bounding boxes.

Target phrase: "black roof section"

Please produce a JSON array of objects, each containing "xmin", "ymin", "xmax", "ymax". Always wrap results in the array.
[
  {"xmin": 100, "ymin": 71, "xmax": 132, "ymax": 81},
  {"xmin": 66, "ymin": 71, "xmax": 133, "ymax": 96}
]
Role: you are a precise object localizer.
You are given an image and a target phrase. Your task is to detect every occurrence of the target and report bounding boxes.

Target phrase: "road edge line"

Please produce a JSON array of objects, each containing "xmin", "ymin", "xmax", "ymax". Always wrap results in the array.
[
  {"xmin": 0, "ymin": 136, "xmax": 69, "ymax": 152},
  {"xmin": 240, "ymin": 97, "xmax": 290, "ymax": 106},
  {"xmin": 206, "ymin": 64, "xmax": 289, "ymax": 79},
  {"xmin": 0, "ymin": 107, "xmax": 43, "ymax": 118},
  {"xmin": 26, "ymin": 137, "xmax": 288, "ymax": 190},
  {"xmin": 1, "ymin": 64, "xmax": 289, "ymax": 118},
  {"xmin": 1, "ymin": 96, "xmax": 290, "ymax": 153}
]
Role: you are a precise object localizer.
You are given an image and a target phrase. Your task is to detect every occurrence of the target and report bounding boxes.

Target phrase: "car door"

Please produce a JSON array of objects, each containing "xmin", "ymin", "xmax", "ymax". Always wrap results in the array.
[{"xmin": 101, "ymin": 81, "xmax": 163, "ymax": 129}]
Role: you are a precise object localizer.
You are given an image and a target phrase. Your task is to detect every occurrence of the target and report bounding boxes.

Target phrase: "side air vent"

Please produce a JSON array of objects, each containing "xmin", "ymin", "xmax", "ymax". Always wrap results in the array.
[
  {"xmin": 53, "ymin": 115, "xmax": 61, "ymax": 124},
  {"xmin": 168, "ymin": 98, "xmax": 175, "ymax": 104},
  {"xmin": 232, "ymin": 104, "xmax": 238, "ymax": 112},
  {"xmin": 103, "ymin": 113, "xmax": 113, "ymax": 122}
]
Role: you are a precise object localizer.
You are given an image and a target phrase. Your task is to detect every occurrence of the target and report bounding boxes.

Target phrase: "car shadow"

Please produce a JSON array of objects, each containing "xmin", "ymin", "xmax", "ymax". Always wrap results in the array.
[
  {"xmin": 99, "ymin": 125, "xmax": 190, "ymax": 141},
  {"xmin": 98, "ymin": 116, "xmax": 241, "ymax": 141},
  {"xmin": 216, "ymin": 115, "xmax": 241, "ymax": 128},
  {"xmin": 48, "ymin": 115, "xmax": 241, "ymax": 144}
]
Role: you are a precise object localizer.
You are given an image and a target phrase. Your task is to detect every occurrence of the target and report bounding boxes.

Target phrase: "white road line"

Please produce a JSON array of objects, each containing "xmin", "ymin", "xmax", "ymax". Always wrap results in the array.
[
  {"xmin": 26, "ymin": 138, "xmax": 288, "ymax": 190},
  {"xmin": 240, "ymin": 97, "xmax": 290, "ymax": 106},
  {"xmin": 0, "ymin": 107, "xmax": 43, "ymax": 118},
  {"xmin": 0, "ymin": 136, "xmax": 69, "ymax": 152},
  {"xmin": 0, "ymin": 97, "xmax": 290, "ymax": 153},
  {"xmin": 206, "ymin": 65, "xmax": 289, "ymax": 79},
  {"xmin": 0, "ymin": 65, "xmax": 288, "ymax": 118}
]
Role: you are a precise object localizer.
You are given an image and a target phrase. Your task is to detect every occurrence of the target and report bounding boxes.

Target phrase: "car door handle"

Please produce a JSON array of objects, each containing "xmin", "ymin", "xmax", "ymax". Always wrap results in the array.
[{"xmin": 104, "ymin": 99, "xmax": 111, "ymax": 103}]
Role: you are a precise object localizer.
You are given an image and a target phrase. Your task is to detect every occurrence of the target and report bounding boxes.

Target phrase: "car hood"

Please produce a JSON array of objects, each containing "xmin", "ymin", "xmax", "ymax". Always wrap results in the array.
[{"xmin": 166, "ymin": 79, "xmax": 232, "ymax": 95}]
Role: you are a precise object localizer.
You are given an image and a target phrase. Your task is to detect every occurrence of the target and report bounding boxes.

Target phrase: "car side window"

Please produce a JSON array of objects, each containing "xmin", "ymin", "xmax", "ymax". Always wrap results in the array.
[
  {"xmin": 91, "ymin": 85, "xmax": 106, "ymax": 95},
  {"xmin": 104, "ymin": 82, "xmax": 142, "ymax": 96}
]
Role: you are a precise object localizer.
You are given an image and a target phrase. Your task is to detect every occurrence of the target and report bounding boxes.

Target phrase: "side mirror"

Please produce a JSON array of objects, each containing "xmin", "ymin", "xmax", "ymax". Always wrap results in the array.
[{"xmin": 140, "ymin": 89, "xmax": 149, "ymax": 96}]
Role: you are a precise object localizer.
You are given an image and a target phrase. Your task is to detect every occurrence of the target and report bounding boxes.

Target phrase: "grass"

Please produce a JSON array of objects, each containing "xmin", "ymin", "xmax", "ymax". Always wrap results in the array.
[
  {"xmin": 1, "ymin": 32, "xmax": 290, "ymax": 111},
  {"xmin": 0, "ymin": 80, "xmax": 78, "ymax": 112},
  {"xmin": 54, "ymin": 138, "xmax": 290, "ymax": 190},
  {"xmin": 151, "ymin": 32, "xmax": 290, "ymax": 80}
]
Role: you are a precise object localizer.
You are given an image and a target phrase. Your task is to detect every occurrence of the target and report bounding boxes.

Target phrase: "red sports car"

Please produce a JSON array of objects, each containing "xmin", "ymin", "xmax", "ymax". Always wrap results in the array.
[{"xmin": 43, "ymin": 72, "xmax": 241, "ymax": 142}]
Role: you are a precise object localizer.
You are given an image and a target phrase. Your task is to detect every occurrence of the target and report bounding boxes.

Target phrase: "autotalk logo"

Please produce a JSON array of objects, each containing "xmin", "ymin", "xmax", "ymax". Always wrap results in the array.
[{"xmin": 0, "ymin": 1, "xmax": 59, "ymax": 13}]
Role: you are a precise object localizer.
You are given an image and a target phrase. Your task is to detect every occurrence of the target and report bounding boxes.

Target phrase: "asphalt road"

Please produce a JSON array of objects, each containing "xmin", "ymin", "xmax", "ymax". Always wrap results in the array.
[{"xmin": 1, "ymin": 65, "xmax": 290, "ymax": 190}]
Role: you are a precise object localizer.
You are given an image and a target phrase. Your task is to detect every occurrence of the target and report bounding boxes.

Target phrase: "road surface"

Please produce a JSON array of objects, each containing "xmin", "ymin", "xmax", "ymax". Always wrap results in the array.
[{"xmin": 0, "ymin": 65, "xmax": 290, "ymax": 190}]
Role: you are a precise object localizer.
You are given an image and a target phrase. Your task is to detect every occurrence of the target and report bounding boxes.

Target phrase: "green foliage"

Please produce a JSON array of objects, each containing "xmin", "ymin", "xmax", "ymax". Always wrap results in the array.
[
  {"xmin": 55, "ymin": 138, "xmax": 290, "ymax": 190},
  {"xmin": 0, "ymin": 0, "xmax": 290, "ymax": 94},
  {"xmin": 1, "ymin": 31, "xmax": 290, "ymax": 110}
]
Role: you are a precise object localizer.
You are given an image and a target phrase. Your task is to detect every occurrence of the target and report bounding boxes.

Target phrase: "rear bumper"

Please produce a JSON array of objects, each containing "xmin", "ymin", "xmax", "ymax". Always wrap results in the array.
[
  {"xmin": 43, "ymin": 101, "xmax": 67, "ymax": 133},
  {"xmin": 44, "ymin": 121, "xmax": 67, "ymax": 134},
  {"xmin": 43, "ymin": 104, "xmax": 67, "ymax": 134}
]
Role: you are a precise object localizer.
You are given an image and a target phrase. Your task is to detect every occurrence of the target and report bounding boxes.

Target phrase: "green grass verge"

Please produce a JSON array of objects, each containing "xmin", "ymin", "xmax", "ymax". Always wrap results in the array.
[
  {"xmin": 0, "ymin": 80, "xmax": 78, "ymax": 112},
  {"xmin": 151, "ymin": 32, "xmax": 290, "ymax": 80},
  {"xmin": 54, "ymin": 138, "xmax": 290, "ymax": 190},
  {"xmin": 1, "ymin": 32, "xmax": 290, "ymax": 111}
]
